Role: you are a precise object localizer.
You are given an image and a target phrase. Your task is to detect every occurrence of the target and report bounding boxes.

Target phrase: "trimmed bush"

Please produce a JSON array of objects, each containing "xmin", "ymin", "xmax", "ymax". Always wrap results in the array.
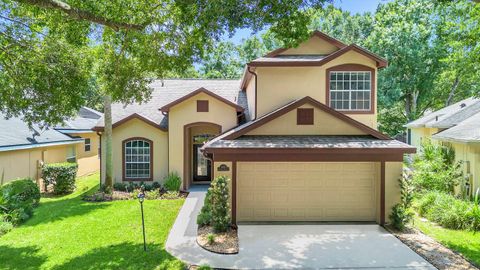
[
  {"xmin": 196, "ymin": 176, "xmax": 231, "ymax": 231},
  {"xmin": 209, "ymin": 176, "xmax": 231, "ymax": 232},
  {"xmin": 164, "ymin": 172, "xmax": 181, "ymax": 192},
  {"xmin": 42, "ymin": 162, "xmax": 78, "ymax": 194},
  {"xmin": 415, "ymin": 191, "xmax": 480, "ymax": 231},
  {"xmin": 0, "ymin": 178, "xmax": 40, "ymax": 224}
]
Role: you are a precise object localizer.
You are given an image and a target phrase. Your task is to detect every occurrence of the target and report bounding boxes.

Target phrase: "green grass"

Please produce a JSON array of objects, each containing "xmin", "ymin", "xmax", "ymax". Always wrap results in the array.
[
  {"xmin": 0, "ymin": 173, "xmax": 185, "ymax": 270},
  {"xmin": 414, "ymin": 215, "xmax": 480, "ymax": 267}
]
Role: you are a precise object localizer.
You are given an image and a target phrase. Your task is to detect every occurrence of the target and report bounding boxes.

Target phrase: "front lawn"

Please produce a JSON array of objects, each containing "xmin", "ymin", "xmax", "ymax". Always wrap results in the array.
[
  {"xmin": 0, "ymin": 173, "xmax": 185, "ymax": 270},
  {"xmin": 414, "ymin": 215, "xmax": 480, "ymax": 267}
]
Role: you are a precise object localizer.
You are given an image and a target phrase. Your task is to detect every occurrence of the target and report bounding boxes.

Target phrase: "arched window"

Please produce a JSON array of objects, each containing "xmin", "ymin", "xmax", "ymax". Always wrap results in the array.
[{"xmin": 123, "ymin": 138, "xmax": 152, "ymax": 180}]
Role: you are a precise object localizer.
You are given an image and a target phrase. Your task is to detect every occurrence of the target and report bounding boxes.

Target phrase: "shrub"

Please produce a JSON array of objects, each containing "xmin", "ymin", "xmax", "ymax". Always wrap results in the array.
[
  {"xmin": 0, "ymin": 179, "xmax": 40, "ymax": 224},
  {"xmin": 207, "ymin": 233, "xmax": 216, "ymax": 245},
  {"xmin": 160, "ymin": 191, "xmax": 179, "ymax": 200},
  {"xmin": 412, "ymin": 141, "xmax": 462, "ymax": 194},
  {"xmin": 0, "ymin": 220, "xmax": 13, "ymax": 236},
  {"xmin": 145, "ymin": 190, "xmax": 160, "ymax": 200},
  {"xmin": 389, "ymin": 169, "xmax": 414, "ymax": 231},
  {"xmin": 164, "ymin": 172, "xmax": 181, "ymax": 192},
  {"xmin": 416, "ymin": 191, "xmax": 480, "ymax": 231},
  {"xmin": 209, "ymin": 176, "xmax": 231, "ymax": 232},
  {"xmin": 113, "ymin": 182, "xmax": 128, "ymax": 192},
  {"xmin": 42, "ymin": 162, "xmax": 78, "ymax": 194},
  {"xmin": 197, "ymin": 192, "xmax": 212, "ymax": 226}
]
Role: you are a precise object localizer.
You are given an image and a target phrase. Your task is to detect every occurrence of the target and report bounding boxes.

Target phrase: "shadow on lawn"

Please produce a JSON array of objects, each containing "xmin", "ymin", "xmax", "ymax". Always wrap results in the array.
[
  {"xmin": 0, "ymin": 245, "xmax": 47, "ymax": 270},
  {"xmin": 51, "ymin": 242, "xmax": 183, "ymax": 270},
  {"xmin": 24, "ymin": 182, "xmax": 109, "ymax": 227}
]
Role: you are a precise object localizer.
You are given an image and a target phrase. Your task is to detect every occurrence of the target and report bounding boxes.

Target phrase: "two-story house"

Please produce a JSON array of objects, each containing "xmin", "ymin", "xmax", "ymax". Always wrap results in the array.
[{"xmin": 93, "ymin": 31, "xmax": 415, "ymax": 225}]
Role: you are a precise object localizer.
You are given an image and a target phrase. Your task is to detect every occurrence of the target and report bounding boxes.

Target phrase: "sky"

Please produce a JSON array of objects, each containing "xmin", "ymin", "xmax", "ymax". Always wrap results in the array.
[{"xmin": 225, "ymin": 0, "xmax": 390, "ymax": 44}]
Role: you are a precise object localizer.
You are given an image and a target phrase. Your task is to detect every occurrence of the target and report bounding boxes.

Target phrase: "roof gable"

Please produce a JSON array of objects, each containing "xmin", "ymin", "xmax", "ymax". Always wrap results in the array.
[
  {"xmin": 159, "ymin": 87, "xmax": 244, "ymax": 113},
  {"xmin": 266, "ymin": 31, "xmax": 347, "ymax": 57},
  {"xmin": 93, "ymin": 113, "xmax": 166, "ymax": 132},
  {"xmin": 222, "ymin": 96, "xmax": 390, "ymax": 140}
]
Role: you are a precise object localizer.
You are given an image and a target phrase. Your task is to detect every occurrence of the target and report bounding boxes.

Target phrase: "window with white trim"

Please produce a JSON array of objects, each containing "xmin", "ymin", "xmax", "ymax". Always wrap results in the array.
[
  {"xmin": 329, "ymin": 71, "xmax": 371, "ymax": 111},
  {"xmin": 124, "ymin": 139, "xmax": 151, "ymax": 179}
]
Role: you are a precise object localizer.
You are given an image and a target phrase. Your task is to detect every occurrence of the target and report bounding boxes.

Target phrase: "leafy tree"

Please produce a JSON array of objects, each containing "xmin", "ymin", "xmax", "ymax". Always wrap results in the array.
[
  {"xmin": 1, "ymin": 0, "xmax": 329, "ymax": 189},
  {"xmin": 199, "ymin": 42, "xmax": 242, "ymax": 79}
]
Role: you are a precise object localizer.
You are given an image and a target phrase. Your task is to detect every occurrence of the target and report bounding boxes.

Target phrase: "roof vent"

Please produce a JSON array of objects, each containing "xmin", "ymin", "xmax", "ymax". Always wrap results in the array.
[
  {"xmin": 435, "ymin": 116, "xmax": 439, "ymax": 121},
  {"xmin": 460, "ymin": 103, "xmax": 466, "ymax": 108}
]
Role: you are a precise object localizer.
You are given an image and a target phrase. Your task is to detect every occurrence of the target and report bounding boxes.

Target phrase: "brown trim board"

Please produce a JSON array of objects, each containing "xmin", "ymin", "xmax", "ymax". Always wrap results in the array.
[
  {"xmin": 232, "ymin": 161, "xmax": 237, "ymax": 224},
  {"xmin": 222, "ymin": 96, "xmax": 391, "ymax": 140},
  {"xmin": 92, "ymin": 113, "xmax": 166, "ymax": 132},
  {"xmin": 160, "ymin": 87, "xmax": 244, "ymax": 113},
  {"xmin": 325, "ymin": 64, "xmax": 376, "ymax": 115},
  {"xmin": 122, "ymin": 137, "xmax": 153, "ymax": 182},
  {"xmin": 380, "ymin": 161, "xmax": 386, "ymax": 225},
  {"xmin": 183, "ymin": 122, "xmax": 222, "ymax": 190}
]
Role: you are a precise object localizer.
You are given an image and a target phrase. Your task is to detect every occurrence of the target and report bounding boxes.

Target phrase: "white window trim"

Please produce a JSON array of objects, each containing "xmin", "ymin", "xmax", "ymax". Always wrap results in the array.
[
  {"xmin": 124, "ymin": 139, "xmax": 151, "ymax": 179},
  {"xmin": 329, "ymin": 70, "xmax": 372, "ymax": 111}
]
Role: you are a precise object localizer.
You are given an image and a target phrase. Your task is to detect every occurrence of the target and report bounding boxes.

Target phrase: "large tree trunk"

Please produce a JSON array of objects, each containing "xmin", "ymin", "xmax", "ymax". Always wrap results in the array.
[
  {"xmin": 446, "ymin": 76, "xmax": 460, "ymax": 106},
  {"xmin": 103, "ymin": 95, "xmax": 113, "ymax": 191}
]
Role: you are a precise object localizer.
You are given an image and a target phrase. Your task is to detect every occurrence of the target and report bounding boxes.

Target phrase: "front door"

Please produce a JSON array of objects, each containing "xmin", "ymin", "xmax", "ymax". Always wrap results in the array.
[{"xmin": 193, "ymin": 144, "xmax": 211, "ymax": 181}]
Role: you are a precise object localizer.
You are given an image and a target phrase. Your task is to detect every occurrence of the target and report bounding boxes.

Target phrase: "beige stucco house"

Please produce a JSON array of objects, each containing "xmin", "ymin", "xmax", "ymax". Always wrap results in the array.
[
  {"xmin": 405, "ymin": 97, "xmax": 480, "ymax": 195},
  {"xmin": 94, "ymin": 31, "xmax": 415, "ymax": 225},
  {"xmin": 0, "ymin": 107, "xmax": 102, "ymax": 185}
]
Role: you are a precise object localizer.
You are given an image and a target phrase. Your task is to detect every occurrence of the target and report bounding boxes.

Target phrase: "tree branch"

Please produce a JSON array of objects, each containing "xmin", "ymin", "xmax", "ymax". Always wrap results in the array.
[{"xmin": 14, "ymin": 0, "xmax": 145, "ymax": 31}]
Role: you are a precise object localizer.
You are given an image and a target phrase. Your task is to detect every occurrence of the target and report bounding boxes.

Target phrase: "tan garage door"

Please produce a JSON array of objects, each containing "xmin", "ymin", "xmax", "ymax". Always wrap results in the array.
[{"xmin": 237, "ymin": 162, "xmax": 377, "ymax": 222}]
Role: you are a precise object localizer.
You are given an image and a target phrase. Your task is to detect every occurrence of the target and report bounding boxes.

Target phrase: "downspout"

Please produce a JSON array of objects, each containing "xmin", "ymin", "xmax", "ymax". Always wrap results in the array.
[
  {"xmin": 162, "ymin": 111, "xmax": 169, "ymax": 176},
  {"xmin": 247, "ymin": 66, "xmax": 258, "ymax": 120}
]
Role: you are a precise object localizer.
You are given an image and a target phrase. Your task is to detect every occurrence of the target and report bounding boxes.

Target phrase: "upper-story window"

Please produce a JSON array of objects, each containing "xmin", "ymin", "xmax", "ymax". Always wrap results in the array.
[
  {"xmin": 329, "ymin": 71, "xmax": 371, "ymax": 111},
  {"xmin": 124, "ymin": 138, "xmax": 152, "ymax": 180}
]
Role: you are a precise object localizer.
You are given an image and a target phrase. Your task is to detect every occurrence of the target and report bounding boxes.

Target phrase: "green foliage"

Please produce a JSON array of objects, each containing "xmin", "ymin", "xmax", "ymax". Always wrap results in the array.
[
  {"xmin": 206, "ymin": 233, "xmax": 216, "ymax": 245},
  {"xmin": 197, "ymin": 192, "xmax": 212, "ymax": 227},
  {"xmin": 0, "ymin": 219, "xmax": 13, "ymax": 236},
  {"xmin": 209, "ymin": 176, "xmax": 231, "ymax": 232},
  {"xmin": 415, "ymin": 191, "xmax": 480, "ymax": 232},
  {"xmin": 412, "ymin": 141, "xmax": 463, "ymax": 194},
  {"xmin": 389, "ymin": 169, "xmax": 414, "ymax": 231},
  {"xmin": 113, "ymin": 182, "xmax": 161, "ymax": 192},
  {"xmin": 0, "ymin": 179, "xmax": 40, "ymax": 225},
  {"xmin": 160, "ymin": 191, "xmax": 180, "ymax": 200},
  {"xmin": 145, "ymin": 189, "xmax": 160, "ymax": 200},
  {"xmin": 163, "ymin": 172, "xmax": 181, "ymax": 192},
  {"xmin": 198, "ymin": 265, "xmax": 213, "ymax": 270},
  {"xmin": 42, "ymin": 162, "xmax": 78, "ymax": 194}
]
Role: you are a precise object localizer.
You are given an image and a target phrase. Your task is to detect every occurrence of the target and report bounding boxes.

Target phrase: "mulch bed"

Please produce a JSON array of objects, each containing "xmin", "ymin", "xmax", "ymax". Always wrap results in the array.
[
  {"xmin": 386, "ymin": 224, "xmax": 478, "ymax": 270},
  {"xmin": 196, "ymin": 225, "xmax": 239, "ymax": 254},
  {"xmin": 82, "ymin": 190, "xmax": 188, "ymax": 202}
]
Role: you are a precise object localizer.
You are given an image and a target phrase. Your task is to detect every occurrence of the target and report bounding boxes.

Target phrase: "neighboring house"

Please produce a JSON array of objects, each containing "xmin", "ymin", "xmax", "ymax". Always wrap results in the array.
[
  {"xmin": 405, "ymin": 97, "xmax": 480, "ymax": 195},
  {"xmin": 0, "ymin": 107, "xmax": 102, "ymax": 185},
  {"xmin": 54, "ymin": 107, "xmax": 103, "ymax": 176},
  {"xmin": 94, "ymin": 31, "xmax": 415, "ymax": 225}
]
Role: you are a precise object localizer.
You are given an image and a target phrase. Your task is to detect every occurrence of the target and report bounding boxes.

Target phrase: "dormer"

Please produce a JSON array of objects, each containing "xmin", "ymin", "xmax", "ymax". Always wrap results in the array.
[{"xmin": 240, "ymin": 31, "xmax": 387, "ymax": 129}]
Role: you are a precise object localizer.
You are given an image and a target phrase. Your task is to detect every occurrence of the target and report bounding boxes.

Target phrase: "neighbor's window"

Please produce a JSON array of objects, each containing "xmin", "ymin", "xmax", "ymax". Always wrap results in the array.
[
  {"xmin": 84, "ymin": 138, "xmax": 91, "ymax": 152},
  {"xmin": 66, "ymin": 145, "xmax": 76, "ymax": 163},
  {"xmin": 329, "ymin": 71, "xmax": 371, "ymax": 111},
  {"xmin": 124, "ymin": 139, "xmax": 151, "ymax": 179}
]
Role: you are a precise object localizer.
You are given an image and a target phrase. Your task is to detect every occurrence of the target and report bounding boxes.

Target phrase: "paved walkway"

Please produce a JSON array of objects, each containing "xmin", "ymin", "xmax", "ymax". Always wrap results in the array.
[{"xmin": 165, "ymin": 186, "xmax": 435, "ymax": 269}]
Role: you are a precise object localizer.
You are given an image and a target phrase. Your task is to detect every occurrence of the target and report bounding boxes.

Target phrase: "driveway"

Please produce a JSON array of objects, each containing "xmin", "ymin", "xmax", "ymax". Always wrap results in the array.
[{"xmin": 166, "ymin": 186, "xmax": 435, "ymax": 269}]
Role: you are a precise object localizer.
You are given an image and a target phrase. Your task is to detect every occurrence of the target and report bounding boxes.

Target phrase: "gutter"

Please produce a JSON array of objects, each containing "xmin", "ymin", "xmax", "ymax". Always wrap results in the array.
[{"xmin": 0, "ymin": 139, "xmax": 83, "ymax": 152}]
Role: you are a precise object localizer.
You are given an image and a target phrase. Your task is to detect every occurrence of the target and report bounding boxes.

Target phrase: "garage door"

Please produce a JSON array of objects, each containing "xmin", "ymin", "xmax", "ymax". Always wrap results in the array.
[{"xmin": 237, "ymin": 162, "xmax": 377, "ymax": 222}]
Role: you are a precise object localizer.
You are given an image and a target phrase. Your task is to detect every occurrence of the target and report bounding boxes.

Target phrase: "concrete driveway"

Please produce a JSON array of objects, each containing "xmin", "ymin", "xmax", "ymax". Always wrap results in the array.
[{"xmin": 166, "ymin": 186, "xmax": 435, "ymax": 269}]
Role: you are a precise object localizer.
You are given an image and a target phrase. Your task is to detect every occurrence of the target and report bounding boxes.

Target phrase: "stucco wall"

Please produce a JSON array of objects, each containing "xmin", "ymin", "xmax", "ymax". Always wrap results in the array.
[
  {"xmin": 449, "ymin": 142, "xmax": 480, "ymax": 194},
  {"xmin": 168, "ymin": 92, "xmax": 238, "ymax": 187},
  {"xmin": 246, "ymin": 104, "xmax": 368, "ymax": 136},
  {"xmin": 255, "ymin": 51, "xmax": 378, "ymax": 129},
  {"xmin": 101, "ymin": 118, "xmax": 168, "ymax": 184},
  {"xmin": 279, "ymin": 36, "xmax": 339, "ymax": 55},
  {"xmin": 75, "ymin": 132, "xmax": 100, "ymax": 176},
  {"xmin": 385, "ymin": 162, "xmax": 403, "ymax": 224},
  {"xmin": 0, "ymin": 144, "xmax": 73, "ymax": 184},
  {"xmin": 409, "ymin": 127, "xmax": 439, "ymax": 148}
]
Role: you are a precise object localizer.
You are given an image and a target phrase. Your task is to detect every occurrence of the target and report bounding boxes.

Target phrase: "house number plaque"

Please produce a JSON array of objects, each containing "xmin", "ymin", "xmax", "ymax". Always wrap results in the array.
[{"xmin": 217, "ymin": 164, "xmax": 230, "ymax": 172}]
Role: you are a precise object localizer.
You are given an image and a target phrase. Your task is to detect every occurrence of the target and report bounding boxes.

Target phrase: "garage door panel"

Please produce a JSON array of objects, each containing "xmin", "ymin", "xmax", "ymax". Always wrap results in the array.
[{"xmin": 237, "ymin": 162, "xmax": 377, "ymax": 222}]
